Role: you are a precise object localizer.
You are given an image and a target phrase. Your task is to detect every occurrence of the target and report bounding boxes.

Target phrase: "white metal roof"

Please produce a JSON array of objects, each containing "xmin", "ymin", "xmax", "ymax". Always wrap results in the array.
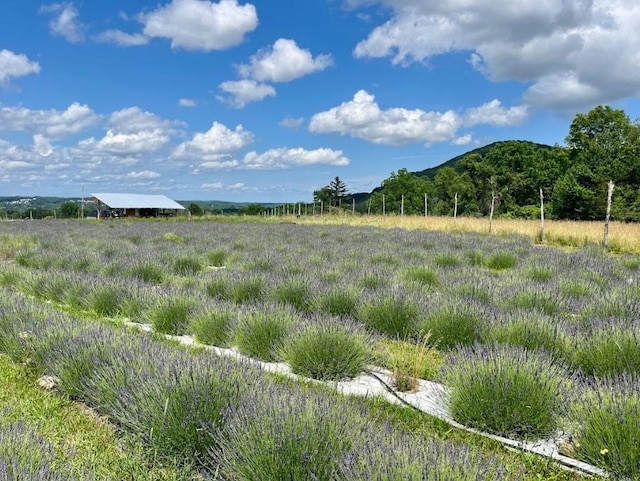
[{"xmin": 92, "ymin": 193, "xmax": 185, "ymax": 210}]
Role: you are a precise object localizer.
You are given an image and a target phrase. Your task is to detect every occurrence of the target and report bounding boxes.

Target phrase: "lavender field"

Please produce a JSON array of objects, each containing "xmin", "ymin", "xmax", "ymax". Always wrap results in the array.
[{"xmin": 1, "ymin": 219, "xmax": 639, "ymax": 480}]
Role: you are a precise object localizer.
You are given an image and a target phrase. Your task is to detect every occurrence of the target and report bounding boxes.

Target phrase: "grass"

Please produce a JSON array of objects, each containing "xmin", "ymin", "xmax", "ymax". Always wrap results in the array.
[
  {"xmin": 358, "ymin": 294, "xmax": 419, "ymax": 338},
  {"xmin": 189, "ymin": 308, "xmax": 235, "ymax": 347},
  {"xmin": 420, "ymin": 306, "xmax": 481, "ymax": 350},
  {"xmin": 234, "ymin": 306, "xmax": 295, "ymax": 361},
  {"xmin": 147, "ymin": 297, "xmax": 193, "ymax": 335},
  {"xmin": 0, "ymin": 354, "xmax": 197, "ymax": 481}
]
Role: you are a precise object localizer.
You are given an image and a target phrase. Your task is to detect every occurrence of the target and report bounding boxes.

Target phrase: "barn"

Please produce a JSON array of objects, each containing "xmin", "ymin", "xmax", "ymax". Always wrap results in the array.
[{"xmin": 91, "ymin": 193, "xmax": 185, "ymax": 218}]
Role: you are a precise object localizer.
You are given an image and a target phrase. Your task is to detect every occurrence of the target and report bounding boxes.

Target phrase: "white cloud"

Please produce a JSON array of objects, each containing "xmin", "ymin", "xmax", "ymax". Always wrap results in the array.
[
  {"xmin": 140, "ymin": 0, "xmax": 258, "ymax": 51},
  {"xmin": 108, "ymin": 106, "xmax": 181, "ymax": 134},
  {"xmin": 452, "ymin": 134, "xmax": 473, "ymax": 146},
  {"xmin": 95, "ymin": 29, "xmax": 150, "ymax": 47},
  {"xmin": 80, "ymin": 129, "xmax": 171, "ymax": 155},
  {"xmin": 126, "ymin": 170, "xmax": 161, "ymax": 179},
  {"xmin": 178, "ymin": 98, "xmax": 197, "ymax": 107},
  {"xmin": 0, "ymin": 103, "xmax": 100, "ymax": 138},
  {"xmin": 309, "ymin": 90, "xmax": 461, "ymax": 145},
  {"xmin": 350, "ymin": 0, "xmax": 640, "ymax": 110},
  {"xmin": 33, "ymin": 134, "xmax": 53, "ymax": 157},
  {"xmin": 173, "ymin": 121, "xmax": 254, "ymax": 160},
  {"xmin": 217, "ymin": 79, "xmax": 276, "ymax": 108},
  {"xmin": 464, "ymin": 99, "xmax": 528, "ymax": 127},
  {"xmin": 240, "ymin": 147, "xmax": 349, "ymax": 170},
  {"xmin": 0, "ymin": 50, "xmax": 41, "ymax": 83},
  {"xmin": 237, "ymin": 38, "xmax": 333, "ymax": 83},
  {"xmin": 279, "ymin": 116, "xmax": 305, "ymax": 128},
  {"xmin": 39, "ymin": 3, "xmax": 86, "ymax": 43},
  {"xmin": 201, "ymin": 181, "xmax": 247, "ymax": 190},
  {"xmin": 0, "ymin": 159, "xmax": 33, "ymax": 170}
]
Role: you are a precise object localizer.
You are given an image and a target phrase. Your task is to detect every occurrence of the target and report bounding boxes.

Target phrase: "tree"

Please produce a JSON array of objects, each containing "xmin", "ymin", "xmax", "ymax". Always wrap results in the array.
[
  {"xmin": 188, "ymin": 202, "xmax": 204, "ymax": 216},
  {"xmin": 59, "ymin": 201, "xmax": 79, "ymax": 219},
  {"xmin": 239, "ymin": 203, "xmax": 265, "ymax": 215},
  {"xmin": 314, "ymin": 177, "xmax": 349, "ymax": 208},
  {"xmin": 369, "ymin": 168, "xmax": 431, "ymax": 215}
]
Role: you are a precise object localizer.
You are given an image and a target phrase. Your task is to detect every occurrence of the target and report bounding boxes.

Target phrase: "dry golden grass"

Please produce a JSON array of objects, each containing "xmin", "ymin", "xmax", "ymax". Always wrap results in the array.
[{"xmin": 294, "ymin": 214, "xmax": 640, "ymax": 254}]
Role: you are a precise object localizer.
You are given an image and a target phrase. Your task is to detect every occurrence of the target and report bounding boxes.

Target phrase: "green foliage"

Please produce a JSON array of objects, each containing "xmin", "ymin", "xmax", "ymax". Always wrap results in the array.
[
  {"xmin": 234, "ymin": 307, "xmax": 295, "ymax": 361},
  {"xmin": 444, "ymin": 345, "xmax": 568, "ymax": 439},
  {"xmin": 147, "ymin": 298, "xmax": 193, "ymax": 335},
  {"xmin": 433, "ymin": 253, "xmax": 463, "ymax": 268},
  {"xmin": 172, "ymin": 256, "xmax": 202, "ymax": 275},
  {"xmin": 206, "ymin": 249, "xmax": 227, "ymax": 267},
  {"xmin": 281, "ymin": 321, "xmax": 371, "ymax": 381},
  {"xmin": 358, "ymin": 295, "xmax": 419, "ymax": 338},
  {"xmin": 187, "ymin": 202, "xmax": 203, "ymax": 216},
  {"xmin": 368, "ymin": 168, "xmax": 430, "ymax": 215},
  {"xmin": 525, "ymin": 266, "xmax": 554, "ymax": 282},
  {"xmin": 189, "ymin": 309, "xmax": 234, "ymax": 347},
  {"xmin": 128, "ymin": 262, "xmax": 165, "ymax": 284},
  {"xmin": 230, "ymin": 276, "xmax": 265, "ymax": 304},
  {"xmin": 575, "ymin": 375, "xmax": 640, "ymax": 480},
  {"xmin": 573, "ymin": 325, "xmax": 640, "ymax": 377},
  {"xmin": 315, "ymin": 288, "xmax": 359, "ymax": 317},
  {"xmin": 89, "ymin": 285, "xmax": 129, "ymax": 317},
  {"xmin": 420, "ymin": 306, "xmax": 480, "ymax": 350},
  {"xmin": 403, "ymin": 266, "xmax": 439, "ymax": 287},
  {"xmin": 238, "ymin": 203, "xmax": 265, "ymax": 215},
  {"xmin": 485, "ymin": 252, "xmax": 517, "ymax": 270},
  {"xmin": 271, "ymin": 279, "xmax": 313, "ymax": 312},
  {"xmin": 59, "ymin": 201, "xmax": 80, "ymax": 219}
]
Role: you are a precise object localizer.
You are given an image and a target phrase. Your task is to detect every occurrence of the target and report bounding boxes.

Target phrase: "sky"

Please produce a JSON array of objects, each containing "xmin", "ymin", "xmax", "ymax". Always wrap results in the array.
[{"xmin": 1, "ymin": 0, "xmax": 640, "ymax": 202}]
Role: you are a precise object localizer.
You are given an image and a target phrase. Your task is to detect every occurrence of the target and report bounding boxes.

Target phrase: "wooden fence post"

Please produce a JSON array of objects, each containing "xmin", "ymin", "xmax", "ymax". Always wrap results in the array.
[
  {"xmin": 382, "ymin": 194, "xmax": 386, "ymax": 216},
  {"xmin": 539, "ymin": 188, "xmax": 545, "ymax": 243},
  {"xmin": 401, "ymin": 195, "xmax": 405, "ymax": 216},
  {"xmin": 424, "ymin": 193, "xmax": 427, "ymax": 217},
  {"xmin": 489, "ymin": 190, "xmax": 496, "ymax": 234},
  {"xmin": 604, "ymin": 180, "xmax": 614, "ymax": 249},
  {"xmin": 453, "ymin": 193, "xmax": 458, "ymax": 219}
]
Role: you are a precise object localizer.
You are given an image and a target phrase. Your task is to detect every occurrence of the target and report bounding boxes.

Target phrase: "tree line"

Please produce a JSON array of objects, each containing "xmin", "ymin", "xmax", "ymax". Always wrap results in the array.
[{"xmin": 323, "ymin": 105, "xmax": 640, "ymax": 221}]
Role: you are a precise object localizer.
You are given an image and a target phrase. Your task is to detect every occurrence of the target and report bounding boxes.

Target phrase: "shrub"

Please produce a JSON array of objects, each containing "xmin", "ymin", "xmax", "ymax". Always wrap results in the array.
[
  {"xmin": 234, "ymin": 306, "xmax": 295, "ymax": 361},
  {"xmin": 559, "ymin": 280, "xmax": 592, "ymax": 299},
  {"xmin": 525, "ymin": 266, "xmax": 554, "ymax": 282},
  {"xmin": 357, "ymin": 271, "xmax": 387, "ymax": 289},
  {"xmin": 466, "ymin": 250, "xmax": 486, "ymax": 267},
  {"xmin": 207, "ymin": 249, "xmax": 227, "ymax": 267},
  {"xmin": 205, "ymin": 277, "xmax": 231, "ymax": 300},
  {"xmin": 403, "ymin": 266, "xmax": 439, "ymax": 287},
  {"xmin": 89, "ymin": 285, "xmax": 128, "ymax": 317},
  {"xmin": 316, "ymin": 288, "xmax": 359, "ymax": 318},
  {"xmin": 128, "ymin": 262, "xmax": 164, "ymax": 284},
  {"xmin": 172, "ymin": 256, "xmax": 202, "ymax": 275},
  {"xmin": 574, "ymin": 374, "xmax": 640, "ymax": 480},
  {"xmin": 573, "ymin": 322, "xmax": 640, "ymax": 377},
  {"xmin": 147, "ymin": 297, "xmax": 193, "ymax": 335},
  {"xmin": 420, "ymin": 306, "xmax": 480, "ymax": 350},
  {"xmin": 455, "ymin": 282, "xmax": 492, "ymax": 304},
  {"xmin": 485, "ymin": 252, "xmax": 517, "ymax": 270},
  {"xmin": 230, "ymin": 276, "xmax": 265, "ymax": 304},
  {"xmin": 433, "ymin": 253, "xmax": 463, "ymax": 268},
  {"xmin": 504, "ymin": 289, "xmax": 561, "ymax": 316},
  {"xmin": 216, "ymin": 387, "xmax": 368, "ymax": 481},
  {"xmin": 443, "ymin": 344, "xmax": 568, "ymax": 439},
  {"xmin": 271, "ymin": 279, "xmax": 313, "ymax": 312},
  {"xmin": 280, "ymin": 320, "xmax": 372, "ymax": 381},
  {"xmin": 358, "ymin": 295, "xmax": 419, "ymax": 338},
  {"xmin": 487, "ymin": 313, "xmax": 569, "ymax": 361},
  {"xmin": 190, "ymin": 308, "xmax": 235, "ymax": 347}
]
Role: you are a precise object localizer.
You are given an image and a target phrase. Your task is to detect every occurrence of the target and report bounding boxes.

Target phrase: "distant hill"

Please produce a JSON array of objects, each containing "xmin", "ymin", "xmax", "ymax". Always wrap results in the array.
[{"xmin": 412, "ymin": 140, "xmax": 554, "ymax": 180}]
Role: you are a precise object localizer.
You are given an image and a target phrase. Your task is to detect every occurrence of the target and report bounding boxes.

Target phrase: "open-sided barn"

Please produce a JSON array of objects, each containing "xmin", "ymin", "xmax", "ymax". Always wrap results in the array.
[{"xmin": 91, "ymin": 193, "xmax": 185, "ymax": 218}]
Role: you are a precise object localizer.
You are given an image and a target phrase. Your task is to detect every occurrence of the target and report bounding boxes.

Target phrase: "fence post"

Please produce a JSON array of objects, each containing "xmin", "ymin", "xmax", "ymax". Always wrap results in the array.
[
  {"xmin": 489, "ymin": 190, "xmax": 496, "ymax": 234},
  {"xmin": 367, "ymin": 198, "xmax": 371, "ymax": 216},
  {"xmin": 604, "ymin": 180, "xmax": 614, "ymax": 249},
  {"xmin": 382, "ymin": 194, "xmax": 386, "ymax": 216},
  {"xmin": 401, "ymin": 195, "xmax": 405, "ymax": 216},
  {"xmin": 539, "ymin": 188, "xmax": 545, "ymax": 243},
  {"xmin": 352, "ymin": 198, "xmax": 355, "ymax": 215},
  {"xmin": 453, "ymin": 193, "xmax": 458, "ymax": 219},
  {"xmin": 424, "ymin": 193, "xmax": 427, "ymax": 217}
]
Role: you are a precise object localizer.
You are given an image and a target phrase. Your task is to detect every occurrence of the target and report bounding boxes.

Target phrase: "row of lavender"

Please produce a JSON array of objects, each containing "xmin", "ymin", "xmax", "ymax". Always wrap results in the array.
[
  {"xmin": 1, "ymin": 220, "xmax": 639, "ymax": 477},
  {"xmin": 0, "ymin": 289, "xmax": 513, "ymax": 480}
]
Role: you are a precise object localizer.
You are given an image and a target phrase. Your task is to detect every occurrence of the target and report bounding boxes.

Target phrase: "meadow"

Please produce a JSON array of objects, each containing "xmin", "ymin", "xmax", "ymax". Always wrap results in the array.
[{"xmin": 1, "ymin": 217, "xmax": 639, "ymax": 480}]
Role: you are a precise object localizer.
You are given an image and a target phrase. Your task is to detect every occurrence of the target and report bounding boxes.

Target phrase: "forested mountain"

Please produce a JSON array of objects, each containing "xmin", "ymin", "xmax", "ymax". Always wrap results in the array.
[{"xmin": 360, "ymin": 105, "xmax": 640, "ymax": 221}]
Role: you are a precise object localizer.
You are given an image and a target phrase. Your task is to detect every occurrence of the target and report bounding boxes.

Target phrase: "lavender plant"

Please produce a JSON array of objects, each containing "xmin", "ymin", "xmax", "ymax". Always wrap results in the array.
[
  {"xmin": 443, "ymin": 344, "xmax": 570, "ymax": 439},
  {"xmin": 233, "ymin": 304, "xmax": 297, "ymax": 361}
]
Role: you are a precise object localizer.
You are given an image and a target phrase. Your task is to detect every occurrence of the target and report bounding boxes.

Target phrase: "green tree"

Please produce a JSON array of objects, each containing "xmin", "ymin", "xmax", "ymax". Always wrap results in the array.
[
  {"xmin": 314, "ymin": 177, "xmax": 349, "ymax": 208},
  {"xmin": 59, "ymin": 201, "xmax": 79, "ymax": 219},
  {"xmin": 562, "ymin": 105, "xmax": 640, "ymax": 219},
  {"xmin": 188, "ymin": 202, "xmax": 204, "ymax": 216},
  {"xmin": 369, "ymin": 168, "xmax": 431, "ymax": 215},
  {"xmin": 239, "ymin": 203, "xmax": 265, "ymax": 215}
]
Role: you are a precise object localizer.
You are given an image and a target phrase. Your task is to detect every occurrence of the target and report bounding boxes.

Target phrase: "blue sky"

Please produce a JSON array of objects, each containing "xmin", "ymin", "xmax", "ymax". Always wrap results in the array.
[{"xmin": 1, "ymin": 0, "xmax": 639, "ymax": 202}]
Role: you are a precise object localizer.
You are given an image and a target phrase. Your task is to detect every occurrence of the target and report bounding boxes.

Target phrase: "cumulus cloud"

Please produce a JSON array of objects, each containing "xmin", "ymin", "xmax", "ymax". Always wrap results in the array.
[
  {"xmin": 464, "ymin": 99, "xmax": 528, "ymax": 127},
  {"xmin": 0, "ymin": 50, "xmax": 41, "ymax": 83},
  {"xmin": 237, "ymin": 38, "xmax": 333, "ymax": 83},
  {"xmin": 309, "ymin": 90, "xmax": 461, "ymax": 145},
  {"xmin": 179, "ymin": 98, "xmax": 197, "ymax": 107},
  {"xmin": 126, "ymin": 170, "xmax": 161, "ymax": 179},
  {"xmin": 279, "ymin": 116, "xmax": 305, "ymax": 128},
  {"xmin": 217, "ymin": 79, "xmax": 276, "ymax": 108},
  {"xmin": 39, "ymin": 3, "xmax": 86, "ymax": 43},
  {"xmin": 79, "ymin": 129, "xmax": 171, "ymax": 155},
  {"xmin": 240, "ymin": 147, "xmax": 349, "ymax": 170},
  {"xmin": 173, "ymin": 121, "xmax": 254, "ymax": 160},
  {"xmin": 350, "ymin": 0, "xmax": 640, "ymax": 110},
  {"xmin": 0, "ymin": 103, "xmax": 99, "ymax": 138},
  {"xmin": 95, "ymin": 29, "xmax": 150, "ymax": 47},
  {"xmin": 108, "ymin": 106, "xmax": 182, "ymax": 134},
  {"xmin": 194, "ymin": 147, "xmax": 350, "ymax": 171},
  {"xmin": 201, "ymin": 181, "xmax": 247, "ymax": 190},
  {"xmin": 139, "ymin": 0, "xmax": 258, "ymax": 51},
  {"xmin": 33, "ymin": 134, "xmax": 53, "ymax": 157}
]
